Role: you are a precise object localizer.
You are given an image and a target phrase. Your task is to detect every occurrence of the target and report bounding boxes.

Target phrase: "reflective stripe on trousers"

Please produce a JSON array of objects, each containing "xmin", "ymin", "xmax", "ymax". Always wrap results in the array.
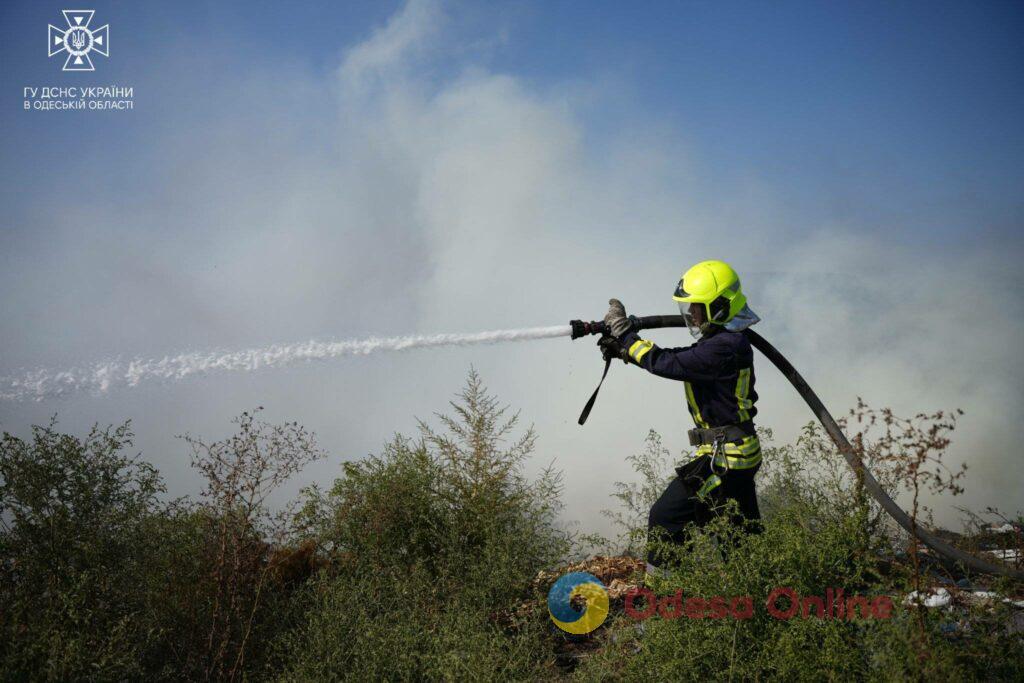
[{"xmin": 696, "ymin": 435, "xmax": 762, "ymax": 470}]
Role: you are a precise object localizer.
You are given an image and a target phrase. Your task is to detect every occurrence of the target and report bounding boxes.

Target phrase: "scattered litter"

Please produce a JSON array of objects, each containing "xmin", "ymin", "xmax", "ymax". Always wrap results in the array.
[
  {"xmin": 904, "ymin": 588, "xmax": 952, "ymax": 608},
  {"xmin": 986, "ymin": 549, "xmax": 1020, "ymax": 561}
]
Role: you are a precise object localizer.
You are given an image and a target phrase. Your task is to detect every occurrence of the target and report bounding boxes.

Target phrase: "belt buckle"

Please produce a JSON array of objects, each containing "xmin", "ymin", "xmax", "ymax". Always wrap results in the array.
[{"xmin": 710, "ymin": 436, "xmax": 728, "ymax": 473}]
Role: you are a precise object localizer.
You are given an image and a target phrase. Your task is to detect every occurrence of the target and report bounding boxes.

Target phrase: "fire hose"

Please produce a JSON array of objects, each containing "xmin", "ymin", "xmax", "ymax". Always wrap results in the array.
[{"xmin": 570, "ymin": 314, "xmax": 1024, "ymax": 581}]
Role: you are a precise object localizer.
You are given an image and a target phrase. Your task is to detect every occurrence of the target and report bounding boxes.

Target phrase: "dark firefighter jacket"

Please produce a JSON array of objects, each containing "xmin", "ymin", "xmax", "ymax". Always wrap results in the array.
[{"xmin": 618, "ymin": 326, "xmax": 761, "ymax": 468}]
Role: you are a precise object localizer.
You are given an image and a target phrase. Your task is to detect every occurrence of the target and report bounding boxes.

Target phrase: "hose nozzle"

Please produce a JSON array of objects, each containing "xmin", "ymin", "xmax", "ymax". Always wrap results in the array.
[{"xmin": 569, "ymin": 320, "xmax": 607, "ymax": 339}]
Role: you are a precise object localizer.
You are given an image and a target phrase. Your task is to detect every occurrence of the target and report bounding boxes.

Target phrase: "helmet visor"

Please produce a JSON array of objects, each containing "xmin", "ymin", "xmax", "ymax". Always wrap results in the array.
[{"xmin": 678, "ymin": 301, "xmax": 704, "ymax": 338}]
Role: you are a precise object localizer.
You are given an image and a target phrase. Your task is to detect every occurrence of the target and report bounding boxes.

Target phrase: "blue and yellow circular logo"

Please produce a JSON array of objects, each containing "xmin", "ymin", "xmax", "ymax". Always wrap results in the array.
[{"xmin": 547, "ymin": 571, "xmax": 609, "ymax": 634}]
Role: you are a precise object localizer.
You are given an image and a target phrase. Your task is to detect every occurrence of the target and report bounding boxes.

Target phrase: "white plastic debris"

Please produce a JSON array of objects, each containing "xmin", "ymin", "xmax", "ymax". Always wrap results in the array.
[
  {"xmin": 930, "ymin": 589, "xmax": 1024, "ymax": 610},
  {"xmin": 904, "ymin": 588, "xmax": 951, "ymax": 608}
]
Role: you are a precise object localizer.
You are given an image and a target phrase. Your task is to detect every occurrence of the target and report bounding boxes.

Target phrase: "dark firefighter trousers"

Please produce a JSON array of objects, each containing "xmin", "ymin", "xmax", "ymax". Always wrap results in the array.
[{"xmin": 647, "ymin": 455, "xmax": 762, "ymax": 567}]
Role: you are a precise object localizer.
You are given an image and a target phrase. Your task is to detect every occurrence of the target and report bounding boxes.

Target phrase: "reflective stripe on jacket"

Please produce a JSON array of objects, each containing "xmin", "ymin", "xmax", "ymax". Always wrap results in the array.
[{"xmin": 619, "ymin": 326, "xmax": 760, "ymax": 466}]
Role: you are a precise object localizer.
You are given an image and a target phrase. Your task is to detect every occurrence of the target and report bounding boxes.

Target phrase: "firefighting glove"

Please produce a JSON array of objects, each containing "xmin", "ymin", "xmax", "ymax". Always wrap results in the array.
[
  {"xmin": 598, "ymin": 335, "xmax": 630, "ymax": 364},
  {"xmin": 604, "ymin": 299, "xmax": 632, "ymax": 338}
]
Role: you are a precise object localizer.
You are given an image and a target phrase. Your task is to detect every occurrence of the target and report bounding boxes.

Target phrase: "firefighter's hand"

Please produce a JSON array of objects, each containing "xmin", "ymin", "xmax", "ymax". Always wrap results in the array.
[
  {"xmin": 598, "ymin": 335, "xmax": 630, "ymax": 364},
  {"xmin": 604, "ymin": 299, "xmax": 632, "ymax": 338}
]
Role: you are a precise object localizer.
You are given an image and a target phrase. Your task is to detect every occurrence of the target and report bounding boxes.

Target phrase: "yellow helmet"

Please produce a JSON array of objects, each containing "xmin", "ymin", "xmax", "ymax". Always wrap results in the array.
[{"xmin": 672, "ymin": 260, "xmax": 748, "ymax": 336}]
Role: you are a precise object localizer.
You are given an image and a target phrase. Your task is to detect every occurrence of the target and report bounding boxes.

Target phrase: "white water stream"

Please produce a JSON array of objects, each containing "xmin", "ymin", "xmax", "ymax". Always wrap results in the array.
[{"xmin": 0, "ymin": 325, "xmax": 572, "ymax": 402}]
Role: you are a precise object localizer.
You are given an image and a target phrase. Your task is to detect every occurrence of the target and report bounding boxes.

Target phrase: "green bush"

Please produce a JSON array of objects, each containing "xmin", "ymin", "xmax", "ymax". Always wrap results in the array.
[
  {"xmin": 0, "ymin": 420, "xmax": 173, "ymax": 680},
  {"xmin": 276, "ymin": 370, "xmax": 569, "ymax": 680},
  {"xmin": 3, "ymin": 379, "xmax": 1022, "ymax": 681},
  {"xmin": 0, "ymin": 412, "xmax": 323, "ymax": 682}
]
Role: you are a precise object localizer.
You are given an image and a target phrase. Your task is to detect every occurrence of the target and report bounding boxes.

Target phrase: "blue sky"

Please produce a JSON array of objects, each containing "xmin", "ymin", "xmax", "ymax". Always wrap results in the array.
[
  {"xmin": 1, "ymin": 1, "xmax": 1022, "ymax": 526},
  {"xmin": 4, "ymin": 1, "xmax": 1022, "ymax": 248}
]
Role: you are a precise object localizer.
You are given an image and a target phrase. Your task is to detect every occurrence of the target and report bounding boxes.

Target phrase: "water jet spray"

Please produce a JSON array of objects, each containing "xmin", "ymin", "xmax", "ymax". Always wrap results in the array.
[{"xmin": 0, "ymin": 326, "xmax": 571, "ymax": 402}]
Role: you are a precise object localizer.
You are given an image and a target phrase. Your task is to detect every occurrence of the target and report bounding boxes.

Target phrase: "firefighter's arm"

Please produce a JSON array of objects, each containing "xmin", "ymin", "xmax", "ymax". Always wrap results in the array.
[{"xmin": 618, "ymin": 331, "xmax": 721, "ymax": 382}]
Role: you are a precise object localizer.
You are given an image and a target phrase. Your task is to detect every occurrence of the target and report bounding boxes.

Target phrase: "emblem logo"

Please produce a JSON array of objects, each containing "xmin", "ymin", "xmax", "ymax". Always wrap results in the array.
[
  {"xmin": 49, "ymin": 10, "xmax": 109, "ymax": 72},
  {"xmin": 547, "ymin": 572, "xmax": 609, "ymax": 634}
]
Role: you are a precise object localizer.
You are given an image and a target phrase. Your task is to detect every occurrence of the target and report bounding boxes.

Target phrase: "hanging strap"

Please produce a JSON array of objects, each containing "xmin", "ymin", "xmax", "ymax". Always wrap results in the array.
[{"xmin": 578, "ymin": 356, "xmax": 613, "ymax": 425}]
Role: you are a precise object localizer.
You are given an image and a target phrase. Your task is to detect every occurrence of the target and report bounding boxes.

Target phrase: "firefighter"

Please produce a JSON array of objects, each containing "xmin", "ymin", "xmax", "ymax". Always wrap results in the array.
[{"xmin": 598, "ymin": 260, "xmax": 763, "ymax": 570}]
